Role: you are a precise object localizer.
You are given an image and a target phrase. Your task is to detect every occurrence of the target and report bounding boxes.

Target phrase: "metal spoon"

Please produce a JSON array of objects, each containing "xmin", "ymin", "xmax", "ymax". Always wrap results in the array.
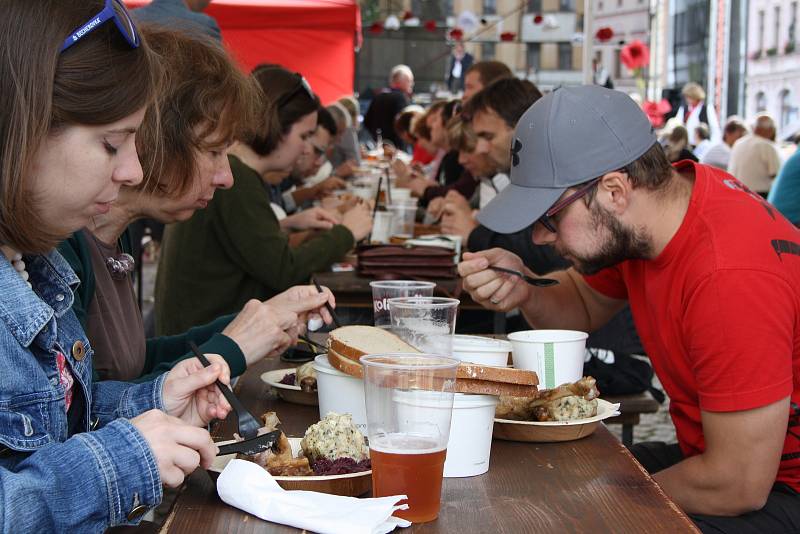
[{"xmin": 489, "ymin": 266, "xmax": 559, "ymax": 287}]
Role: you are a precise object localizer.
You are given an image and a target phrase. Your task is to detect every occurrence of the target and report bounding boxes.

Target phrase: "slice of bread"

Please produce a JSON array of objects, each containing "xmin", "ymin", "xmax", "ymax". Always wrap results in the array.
[
  {"xmin": 327, "ymin": 348, "xmax": 538, "ymax": 396},
  {"xmin": 328, "ymin": 325, "xmax": 419, "ymax": 362},
  {"xmin": 326, "ymin": 326, "xmax": 539, "ymax": 396},
  {"xmin": 327, "ymin": 348, "xmax": 365, "ymax": 379}
]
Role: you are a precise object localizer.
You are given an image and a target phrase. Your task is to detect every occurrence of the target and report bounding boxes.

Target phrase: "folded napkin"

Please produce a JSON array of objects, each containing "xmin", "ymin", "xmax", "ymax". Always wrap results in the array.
[{"xmin": 217, "ymin": 459, "xmax": 411, "ymax": 534}]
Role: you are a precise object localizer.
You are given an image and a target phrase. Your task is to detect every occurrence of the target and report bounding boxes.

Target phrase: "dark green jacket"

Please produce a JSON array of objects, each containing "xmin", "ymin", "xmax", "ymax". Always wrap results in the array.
[
  {"xmin": 58, "ymin": 230, "xmax": 245, "ymax": 383},
  {"xmin": 154, "ymin": 154, "xmax": 354, "ymax": 335}
]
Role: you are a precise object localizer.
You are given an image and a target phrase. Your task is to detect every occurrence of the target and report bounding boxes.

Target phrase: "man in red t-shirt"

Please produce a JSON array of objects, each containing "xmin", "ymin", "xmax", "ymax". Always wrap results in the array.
[{"xmin": 458, "ymin": 85, "xmax": 800, "ymax": 531}]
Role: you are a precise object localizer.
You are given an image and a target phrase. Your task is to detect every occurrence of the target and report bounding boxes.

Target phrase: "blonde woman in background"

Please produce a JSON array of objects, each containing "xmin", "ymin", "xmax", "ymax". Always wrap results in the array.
[{"xmin": 675, "ymin": 82, "xmax": 722, "ymax": 143}]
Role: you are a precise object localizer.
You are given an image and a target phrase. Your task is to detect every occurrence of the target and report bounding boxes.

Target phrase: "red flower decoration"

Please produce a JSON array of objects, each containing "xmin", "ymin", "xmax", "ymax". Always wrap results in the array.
[
  {"xmin": 500, "ymin": 31, "xmax": 516, "ymax": 42},
  {"xmin": 642, "ymin": 99, "xmax": 672, "ymax": 128},
  {"xmin": 448, "ymin": 27, "xmax": 464, "ymax": 41},
  {"xmin": 595, "ymin": 27, "xmax": 614, "ymax": 42},
  {"xmin": 402, "ymin": 10, "xmax": 414, "ymax": 21},
  {"xmin": 620, "ymin": 39, "xmax": 650, "ymax": 70},
  {"xmin": 368, "ymin": 22, "xmax": 384, "ymax": 35},
  {"xmin": 424, "ymin": 19, "xmax": 437, "ymax": 32},
  {"xmin": 533, "ymin": 14, "xmax": 544, "ymax": 24}
]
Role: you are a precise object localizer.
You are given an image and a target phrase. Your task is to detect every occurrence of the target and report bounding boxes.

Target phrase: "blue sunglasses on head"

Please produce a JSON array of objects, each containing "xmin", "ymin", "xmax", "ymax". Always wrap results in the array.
[{"xmin": 60, "ymin": 0, "xmax": 140, "ymax": 53}]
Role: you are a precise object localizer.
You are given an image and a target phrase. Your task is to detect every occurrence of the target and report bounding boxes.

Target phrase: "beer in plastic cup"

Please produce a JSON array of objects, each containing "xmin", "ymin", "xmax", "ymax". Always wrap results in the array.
[
  {"xmin": 369, "ymin": 281, "xmax": 436, "ymax": 329},
  {"xmin": 362, "ymin": 353, "xmax": 459, "ymax": 523}
]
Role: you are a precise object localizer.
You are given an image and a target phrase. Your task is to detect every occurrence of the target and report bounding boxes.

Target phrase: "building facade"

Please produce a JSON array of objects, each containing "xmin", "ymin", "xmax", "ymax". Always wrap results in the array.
[
  {"xmin": 592, "ymin": 0, "xmax": 652, "ymax": 96},
  {"xmin": 746, "ymin": 0, "xmax": 800, "ymax": 138}
]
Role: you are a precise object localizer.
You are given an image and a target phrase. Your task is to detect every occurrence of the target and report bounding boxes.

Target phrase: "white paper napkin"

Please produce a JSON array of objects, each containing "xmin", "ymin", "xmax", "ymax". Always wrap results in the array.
[{"xmin": 217, "ymin": 459, "xmax": 411, "ymax": 534}]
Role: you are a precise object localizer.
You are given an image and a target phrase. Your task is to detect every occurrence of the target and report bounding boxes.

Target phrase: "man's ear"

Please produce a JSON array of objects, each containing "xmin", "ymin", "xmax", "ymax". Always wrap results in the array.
[{"xmin": 597, "ymin": 171, "xmax": 632, "ymax": 214}]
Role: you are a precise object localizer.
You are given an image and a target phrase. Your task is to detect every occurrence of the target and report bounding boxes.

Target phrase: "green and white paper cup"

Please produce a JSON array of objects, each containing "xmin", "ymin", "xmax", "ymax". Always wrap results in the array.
[{"xmin": 507, "ymin": 330, "xmax": 588, "ymax": 389}]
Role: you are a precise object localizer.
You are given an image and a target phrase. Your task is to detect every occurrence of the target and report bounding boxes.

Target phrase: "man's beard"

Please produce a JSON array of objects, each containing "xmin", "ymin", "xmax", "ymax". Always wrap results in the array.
[{"xmin": 561, "ymin": 203, "xmax": 653, "ymax": 275}]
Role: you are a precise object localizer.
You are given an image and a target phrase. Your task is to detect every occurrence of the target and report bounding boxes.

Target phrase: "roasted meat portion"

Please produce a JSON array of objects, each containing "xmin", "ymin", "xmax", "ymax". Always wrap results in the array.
[{"xmin": 496, "ymin": 376, "xmax": 600, "ymax": 422}]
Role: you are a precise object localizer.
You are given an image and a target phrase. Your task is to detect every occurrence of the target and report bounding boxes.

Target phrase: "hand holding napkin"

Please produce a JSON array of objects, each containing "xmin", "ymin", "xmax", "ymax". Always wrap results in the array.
[{"xmin": 217, "ymin": 459, "xmax": 411, "ymax": 534}]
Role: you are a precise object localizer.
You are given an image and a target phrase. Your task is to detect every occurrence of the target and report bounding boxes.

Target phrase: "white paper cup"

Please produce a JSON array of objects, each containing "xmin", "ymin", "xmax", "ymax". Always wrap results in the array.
[
  {"xmin": 312, "ymin": 354, "xmax": 367, "ymax": 435},
  {"xmin": 371, "ymin": 211, "xmax": 394, "ymax": 243},
  {"xmin": 393, "ymin": 391, "xmax": 497, "ymax": 478},
  {"xmin": 452, "ymin": 335, "xmax": 511, "ymax": 367},
  {"xmin": 507, "ymin": 330, "xmax": 588, "ymax": 389}
]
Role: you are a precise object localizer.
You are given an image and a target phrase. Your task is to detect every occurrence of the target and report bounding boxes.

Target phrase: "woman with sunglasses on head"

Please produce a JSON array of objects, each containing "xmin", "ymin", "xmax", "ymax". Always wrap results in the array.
[
  {"xmin": 57, "ymin": 28, "xmax": 337, "ymax": 384},
  {"xmin": 0, "ymin": 2, "xmax": 237, "ymax": 531},
  {"xmin": 155, "ymin": 65, "xmax": 372, "ymax": 335}
]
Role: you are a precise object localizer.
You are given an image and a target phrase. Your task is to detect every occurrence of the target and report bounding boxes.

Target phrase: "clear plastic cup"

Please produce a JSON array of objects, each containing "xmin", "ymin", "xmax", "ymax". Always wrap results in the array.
[
  {"xmin": 371, "ymin": 211, "xmax": 394, "ymax": 244},
  {"xmin": 362, "ymin": 353, "xmax": 459, "ymax": 523},
  {"xmin": 387, "ymin": 297, "xmax": 459, "ymax": 356},
  {"xmin": 388, "ymin": 204, "xmax": 416, "ymax": 237},
  {"xmin": 370, "ymin": 281, "xmax": 436, "ymax": 329}
]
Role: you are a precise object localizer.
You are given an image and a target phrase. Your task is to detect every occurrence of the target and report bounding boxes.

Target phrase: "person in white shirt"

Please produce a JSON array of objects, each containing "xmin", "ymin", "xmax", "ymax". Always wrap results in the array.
[
  {"xmin": 700, "ymin": 117, "xmax": 748, "ymax": 171},
  {"xmin": 675, "ymin": 82, "xmax": 722, "ymax": 143},
  {"xmin": 727, "ymin": 114, "xmax": 782, "ymax": 196},
  {"xmin": 692, "ymin": 123, "xmax": 713, "ymax": 160}
]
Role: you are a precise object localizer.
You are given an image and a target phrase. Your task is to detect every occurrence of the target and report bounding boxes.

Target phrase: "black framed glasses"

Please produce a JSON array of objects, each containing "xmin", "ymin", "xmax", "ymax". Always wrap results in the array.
[
  {"xmin": 537, "ymin": 177, "xmax": 602, "ymax": 234},
  {"xmin": 60, "ymin": 0, "xmax": 140, "ymax": 53},
  {"xmin": 276, "ymin": 74, "xmax": 315, "ymax": 107}
]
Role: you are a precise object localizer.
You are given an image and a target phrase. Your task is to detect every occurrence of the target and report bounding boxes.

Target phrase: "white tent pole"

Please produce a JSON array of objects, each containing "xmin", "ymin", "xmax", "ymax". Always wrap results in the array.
[{"xmin": 582, "ymin": 0, "xmax": 594, "ymax": 85}]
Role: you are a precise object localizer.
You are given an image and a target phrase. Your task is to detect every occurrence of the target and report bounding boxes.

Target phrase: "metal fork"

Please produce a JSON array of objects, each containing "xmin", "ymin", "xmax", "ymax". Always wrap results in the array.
[{"xmin": 188, "ymin": 342, "xmax": 260, "ymax": 439}]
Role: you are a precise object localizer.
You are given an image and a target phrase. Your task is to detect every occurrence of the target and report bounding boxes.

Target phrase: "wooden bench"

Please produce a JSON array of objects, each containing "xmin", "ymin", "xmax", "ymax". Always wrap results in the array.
[{"xmin": 602, "ymin": 391, "xmax": 662, "ymax": 447}]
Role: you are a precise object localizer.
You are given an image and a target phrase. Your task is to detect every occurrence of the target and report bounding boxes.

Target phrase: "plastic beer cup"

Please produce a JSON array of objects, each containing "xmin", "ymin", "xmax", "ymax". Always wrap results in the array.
[
  {"xmin": 369, "ymin": 281, "xmax": 436, "ymax": 329},
  {"xmin": 387, "ymin": 296, "xmax": 459, "ymax": 356},
  {"xmin": 362, "ymin": 353, "xmax": 459, "ymax": 523}
]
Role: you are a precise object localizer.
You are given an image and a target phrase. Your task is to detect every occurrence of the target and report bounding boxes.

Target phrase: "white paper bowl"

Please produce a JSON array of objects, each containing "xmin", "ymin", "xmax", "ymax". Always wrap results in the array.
[{"xmin": 452, "ymin": 335, "xmax": 511, "ymax": 367}]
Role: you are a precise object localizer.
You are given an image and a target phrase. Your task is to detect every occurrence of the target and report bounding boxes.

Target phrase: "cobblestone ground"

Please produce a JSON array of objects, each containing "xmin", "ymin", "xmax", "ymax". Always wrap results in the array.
[{"xmin": 141, "ymin": 262, "xmax": 677, "ymax": 446}]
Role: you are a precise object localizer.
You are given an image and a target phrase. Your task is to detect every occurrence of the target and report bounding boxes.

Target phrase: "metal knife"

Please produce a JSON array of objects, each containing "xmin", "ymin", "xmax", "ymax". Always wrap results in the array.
[{"xmin": 216, "ymin": 429, "xmax": 282, "ymax": 456}]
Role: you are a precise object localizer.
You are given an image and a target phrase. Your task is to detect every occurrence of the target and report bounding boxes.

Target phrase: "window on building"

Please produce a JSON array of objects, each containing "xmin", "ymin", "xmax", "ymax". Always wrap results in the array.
[
  {"xmin": 560, "ymin": 0, "xmax": 576, "ymax": 11},
  {"xmin": 558, "ymin": 42, "xmax": 572, "ymax": 70},
  {"xmin": 482, "ymin": 0, "xmax": 497, "ymax": 15},
  {"xmin": 756, "ymin": 92, "xmax": 767, "ymax": 112},
  {"xmin": 527, "ymin": 42, "xmax": 541, "ymax": 71},
  {"xmin": 481, "ymin": 42, "xmax": 497, "ymax": 60},
  {"xmin": 781, "ymin": 89, "xmax": 798, "ymax": 128},
  {"xmin": 617, "ymin": 0, "xmax": 623, "ymax": 6},
  {"xmin": 775, "ymin": 6, "xmax": 781, "ymax": 50},
  {"xmin": 527, "ymin": 0, "xmax": 543, "ymax": 13},
  {"xmin": 614, "ymin": 48, "xmax": 621, "ymax": 79},
  {"xmin": 598, "ymin": 0, "xmax": 604, "ymax": 10},
  {"xmin": 790, "ymin": 2, "xmax": 798, "ymax": 45},
  {"xmin": 758, "ymin": 10, "xmax": 765, "ymax": 52},
  {"xmin": 411, "ymin": 0, "xmax": 452, "ymax": 20},
  {"xmin": 671, "ymin": 0, "xmax": 711, "ymax": 87}
]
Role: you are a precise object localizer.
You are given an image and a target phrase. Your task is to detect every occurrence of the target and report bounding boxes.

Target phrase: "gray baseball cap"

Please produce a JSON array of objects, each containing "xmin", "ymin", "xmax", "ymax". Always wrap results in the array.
[{"xmin": 477, "ymin": 85, "xmax": 657, "ymax": 234}]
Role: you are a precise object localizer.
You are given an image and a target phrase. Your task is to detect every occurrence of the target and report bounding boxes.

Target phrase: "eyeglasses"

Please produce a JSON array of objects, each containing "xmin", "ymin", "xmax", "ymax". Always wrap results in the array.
[
  {"xmin": 277, "ymin": 74, "xmax": 316, "ymax": 107},
  {"xmin": 60, "ymin": 0, "xmax": 140, "ymax": 53},
  {"xmin": 537, "ymin": 177, "xmax": 602, "ymax": 234}
]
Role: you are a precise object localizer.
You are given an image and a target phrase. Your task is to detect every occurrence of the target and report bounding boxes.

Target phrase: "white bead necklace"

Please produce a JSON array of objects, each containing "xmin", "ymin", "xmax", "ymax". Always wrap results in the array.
[{"xmin": 1, "ymin": 246, "xmax": 32, "ymax": 289}]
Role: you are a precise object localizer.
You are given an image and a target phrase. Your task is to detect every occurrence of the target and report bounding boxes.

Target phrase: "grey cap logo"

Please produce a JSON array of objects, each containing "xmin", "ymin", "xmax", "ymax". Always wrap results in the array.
[{"xmin": 511, "ymin": 138, "xmax": 523, "ymax": 167}]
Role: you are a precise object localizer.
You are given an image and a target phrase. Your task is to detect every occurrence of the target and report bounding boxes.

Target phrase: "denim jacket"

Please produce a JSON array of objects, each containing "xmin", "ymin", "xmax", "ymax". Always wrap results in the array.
[{"xmin": 0, "ymin": 251, "xmax": 165, "ymax": 532}]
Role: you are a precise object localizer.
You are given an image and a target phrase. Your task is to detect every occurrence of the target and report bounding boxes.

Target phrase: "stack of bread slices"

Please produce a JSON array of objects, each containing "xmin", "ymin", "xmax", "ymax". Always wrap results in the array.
[{"xmin": 326, "ymin": 325, "xmax": 538, "ymax": 397}]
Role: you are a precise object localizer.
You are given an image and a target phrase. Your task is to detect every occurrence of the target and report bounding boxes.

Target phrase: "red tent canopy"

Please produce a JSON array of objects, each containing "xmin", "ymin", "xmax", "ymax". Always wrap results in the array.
[{"xmin": 125, "ymin": 0, "xmax": 361, "ymax": 104}]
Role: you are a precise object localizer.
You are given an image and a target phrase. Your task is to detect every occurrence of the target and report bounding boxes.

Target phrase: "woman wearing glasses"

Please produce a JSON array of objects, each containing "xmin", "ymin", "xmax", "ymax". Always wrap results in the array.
[
  {"xmin": 57, "ymin": 28, "xmax": 336, "ymax": 384},
  {"xmin": 0, "ymin": 1, "xmax": 236, "ymax": 530},
  {"xmin": 154, "ymin": 65, "xmax": 372, "ymax": 336}
]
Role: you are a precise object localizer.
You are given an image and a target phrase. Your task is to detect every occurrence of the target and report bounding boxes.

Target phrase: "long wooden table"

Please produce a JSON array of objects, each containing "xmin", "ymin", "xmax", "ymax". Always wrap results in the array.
[{"xmin": 158, "ymin": 355, "xmax": 698, "ymax": 533}]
